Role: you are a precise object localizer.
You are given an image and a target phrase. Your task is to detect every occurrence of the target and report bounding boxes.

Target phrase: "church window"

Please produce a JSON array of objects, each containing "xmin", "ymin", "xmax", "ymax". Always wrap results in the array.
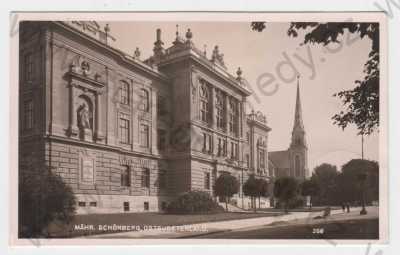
[{"xmin": 295, "ymin": 155, "xmax": 301, "ymax": 177}]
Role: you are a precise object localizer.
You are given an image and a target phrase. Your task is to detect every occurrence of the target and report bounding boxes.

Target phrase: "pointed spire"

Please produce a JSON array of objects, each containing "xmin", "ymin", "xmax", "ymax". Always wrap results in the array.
[{"xmin": 294, "ymin": 74, "xmax": 304, "ymax": 130}]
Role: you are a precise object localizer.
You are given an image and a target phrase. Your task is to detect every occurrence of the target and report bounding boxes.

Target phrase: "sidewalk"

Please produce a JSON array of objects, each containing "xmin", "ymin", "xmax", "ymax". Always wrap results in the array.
[{"xmin": 86, "ymin": 206, "xmax": 376, "ymax": 239}]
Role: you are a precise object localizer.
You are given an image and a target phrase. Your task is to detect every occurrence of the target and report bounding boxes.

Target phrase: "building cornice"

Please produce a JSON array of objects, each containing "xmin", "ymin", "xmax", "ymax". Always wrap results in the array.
[{"xmin": 51, "ymin": 21, "xmax": 170, "ymax": 83}]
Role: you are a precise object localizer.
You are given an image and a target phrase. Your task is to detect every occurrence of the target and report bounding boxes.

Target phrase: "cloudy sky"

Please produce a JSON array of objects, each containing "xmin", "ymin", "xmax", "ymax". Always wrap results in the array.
[{"xmin": 103, "ymin": 21, "xmax": 378, "ymax": 172}]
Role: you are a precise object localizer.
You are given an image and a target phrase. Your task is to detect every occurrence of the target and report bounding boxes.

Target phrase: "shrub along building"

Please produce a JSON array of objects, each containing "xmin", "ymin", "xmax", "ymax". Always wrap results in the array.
[{"xmin": 19, "ymin": 21, "xmax": 305, "ymax": 214}]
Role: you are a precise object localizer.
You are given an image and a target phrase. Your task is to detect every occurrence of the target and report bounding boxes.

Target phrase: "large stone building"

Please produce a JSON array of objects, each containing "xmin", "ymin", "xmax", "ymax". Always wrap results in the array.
[{"xmin": 18, "ymin": 21, "xmax": 284, "ymax": 214}]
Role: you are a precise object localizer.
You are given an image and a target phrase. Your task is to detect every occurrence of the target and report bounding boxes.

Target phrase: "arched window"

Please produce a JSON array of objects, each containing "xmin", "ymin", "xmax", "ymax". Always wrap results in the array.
[
  {"xmin": 199, "ymin": 83, "xmax": 210, "ymax": 123},
  {"xmin": 295, "ymin": 155, "xmax": 301, "ymax": 177},
  {"xmin": 139, "ymin": 89, "xmax": 149, "ymax": 112}
]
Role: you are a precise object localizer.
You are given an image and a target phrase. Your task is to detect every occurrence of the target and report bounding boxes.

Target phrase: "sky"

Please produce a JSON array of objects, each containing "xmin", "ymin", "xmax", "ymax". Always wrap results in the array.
[{"xmin": 102, "ymin": 21, "xmax": 379, "ymax": 172}]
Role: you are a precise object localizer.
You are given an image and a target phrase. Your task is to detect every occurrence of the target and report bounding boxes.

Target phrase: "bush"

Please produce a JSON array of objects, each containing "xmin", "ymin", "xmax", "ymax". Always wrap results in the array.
[
  {"xmin": 19, "ymin": 168, "xmax": 76, "ymax": 238},
  {"xmin": 166, "ymin": 191, "xmax": 224, "ymax": 214}
]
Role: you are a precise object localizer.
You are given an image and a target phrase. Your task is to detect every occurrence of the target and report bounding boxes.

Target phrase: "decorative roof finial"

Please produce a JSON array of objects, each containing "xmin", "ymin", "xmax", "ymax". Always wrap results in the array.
[
  {"xmin": 186, "ymin": 28, "xmax": 193, "ymax": 40},
  {"xmin": 175, "ymin": 24, "xmax": 179, "ymax": 38},
  {"xmin": 134, "ymin": 47, "xmax": 141, "ymax": 60},
  {"xmin": 236, "ymin": 67, "xmax": 243, "ymax": 78},
  {"xmin": 203, "ymin": 44, "xmax": 207, "ymax": 56},
  {"xmin": 104, "ymin": 23, "xmax": 110, "ymax": 34}
]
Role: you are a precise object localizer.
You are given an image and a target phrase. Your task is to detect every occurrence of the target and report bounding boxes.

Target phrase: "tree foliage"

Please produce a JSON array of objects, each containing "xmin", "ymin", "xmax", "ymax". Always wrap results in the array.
[
  {"xmin": 336, "ymin": 159, "xmax": 379, "ymax": 204},
  {"xmin": 19, "ymin": 167, "xmax": 76, "ymax": 238},
  {"xmin": 166, "ymin": 190, "xmax": 224, "ymax": 214},
  {"xmin": 311, "ymin": 163, "xmax": 339, "ymax": 205},
  {"xmin": 251, "ymin": 22, "xmax": 379, "ymax": 135},
  {"xmin": 300, "ymin": 177, "xmax": 320, "ymax": 208},
  {"xmin": 273, "ymin": 177, "xmax": 299, "ymax": 212},
  {"xmin": 214, "ymin": 173, "xmax": 240, "ymax": 211}
]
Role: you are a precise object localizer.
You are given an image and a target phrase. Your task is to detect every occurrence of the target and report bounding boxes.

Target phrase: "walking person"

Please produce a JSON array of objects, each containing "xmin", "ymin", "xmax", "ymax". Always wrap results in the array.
[
  {"xmin": 346, "ymin": 202, "xmax": 350, "ymax": 213},
  {"xmin": 342, "ymin": 202, "xmax": 346, "ymax": 212}
]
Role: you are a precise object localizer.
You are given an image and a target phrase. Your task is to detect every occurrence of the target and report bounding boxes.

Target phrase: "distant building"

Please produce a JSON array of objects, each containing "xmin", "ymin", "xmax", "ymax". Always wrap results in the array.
[
  {"xmin": 269, "ymin": 78, "xmax": 309, "ymax": 180},
  {"xmin": 19, "ymin": 21, "xmax": 275, "ymax": 214}
]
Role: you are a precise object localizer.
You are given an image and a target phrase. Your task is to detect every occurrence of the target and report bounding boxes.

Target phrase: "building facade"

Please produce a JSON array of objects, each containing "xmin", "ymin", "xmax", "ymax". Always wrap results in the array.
[{"xmin": 19, "ymin": 21, "xmax": 274, "ymax": 214}]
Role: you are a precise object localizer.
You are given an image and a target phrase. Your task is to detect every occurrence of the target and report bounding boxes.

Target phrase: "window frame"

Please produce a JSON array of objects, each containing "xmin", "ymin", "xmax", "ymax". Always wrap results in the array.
[
  {"xmin": 121, "ymin": 165, "xmax": 131, "ymax": 187},
  {"xmin": 139, "ymin": 88, "xmax": 150, "ymax": 112},
  {"xmin": 119, "ymin": 81, "xmax": 130, "ymax": 105},
  {"xmin": 141, "ymin": 168, "xmax": 150, "ymax": 188},
  {"xmin": 204, "ymin": 172, "xmax": 210, "ymax": 190},
  {"xmin": 119, "ymin": 113, "xmax": 130, "ymax": 144},
  {"xmin": 139, "ymin": 123, "xmax": 150, "ymax": 148}
]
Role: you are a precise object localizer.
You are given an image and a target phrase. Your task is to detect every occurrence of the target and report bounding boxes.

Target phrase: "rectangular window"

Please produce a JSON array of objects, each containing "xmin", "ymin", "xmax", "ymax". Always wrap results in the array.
[
  {"xmin": 139, "ymin": 89, "xmax": 149, "ymax": 112},
  {"xmin": 89, "ymin": 202, "xmax": 97, "ymax": 207},
  {"xmin": 119, "ymin": 113, "xmax": 130, "ymax": 144},
  {"xmin": 246, "ymin": 154, "xmax": 250, "ymax": 168},
  {"xmin": 140, "ymin": 124, "xmax": 149, "ymax": 147},
  {"xmin": 142, "ymin": 168, "xmax": 150, "ymax": 188},
  {"xmin": 144, "ymin": 202, "xmax": 149, "ymax": 211},
  {"xmin": 228, "ymin": 99, "xmax": 238, "ymax": 134},
  {"xmin": 217, "ymin": 137, "xmax": 222, "ymax": 156},
  {"xmin": 158, "ymin": 170, "xmax": 166, "ymax": 189},
  {"xmin": 157, "ymin": 129, "xmax": 166, "ymax": 151},
  {"xmin": 24, "ymin": 52, "xmax": 33, "ymax": 82},
  {"xmin": 78, "ymin": 201, "xmax": 86, "ymax": 207},
  {"xmin": 123, "ymin": 202, "xmax": 130, "ymax": 212},
  {"xmin": 204, "ymin": 172, "xmax": 210, "ymax": 190},
  {"xmin": 121, "ymin": 166, "xmax": 131, "ymax": 187},
  {"xmin": 120, "ymin": 82, "xmax": 130, "ymax": 105},
  {"xmin": 24, "ymin": 100, "xmax": 34, "ymax": 130}
]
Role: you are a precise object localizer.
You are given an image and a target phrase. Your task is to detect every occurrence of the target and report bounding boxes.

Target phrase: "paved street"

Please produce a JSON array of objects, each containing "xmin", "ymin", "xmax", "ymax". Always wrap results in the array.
[
  {"xmin": 86, "ymin": 206, "xmax": 378, "ymax": 239},
  {"xmin": 194, "ymin": 207, "xmax": 379, "ymax": 239}
]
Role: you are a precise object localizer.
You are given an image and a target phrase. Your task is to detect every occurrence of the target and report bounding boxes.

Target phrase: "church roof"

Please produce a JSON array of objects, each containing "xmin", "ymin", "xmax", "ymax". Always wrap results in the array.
[{"xmin": 268, "ymin": 150, "xmax": 290, "ymax": 169}]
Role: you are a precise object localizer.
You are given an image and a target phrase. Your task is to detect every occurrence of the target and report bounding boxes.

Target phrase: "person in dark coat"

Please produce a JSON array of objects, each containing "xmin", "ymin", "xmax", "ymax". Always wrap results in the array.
[
  {"xmin": 346, "ymin": 202, "xmax": 350, "ymax": 213},
  {"xmin": 342, "ymin": 203, "xmax": 346, "ymax": 212}
]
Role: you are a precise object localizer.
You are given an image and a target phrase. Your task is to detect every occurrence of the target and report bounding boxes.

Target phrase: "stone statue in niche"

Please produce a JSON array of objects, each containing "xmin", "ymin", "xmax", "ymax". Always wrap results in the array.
[{"xmin": 77, "ymin": 103, "xmax": 92, "ymax": 130}]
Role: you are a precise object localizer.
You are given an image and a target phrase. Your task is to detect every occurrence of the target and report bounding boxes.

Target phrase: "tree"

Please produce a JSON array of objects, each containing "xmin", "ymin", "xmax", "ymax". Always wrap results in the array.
[
  {"xmin": 312, "ymin": 163, "xmax": 339, "ymax": 205},
  {"xmin": 214, "ymin": 173, "xmax": 240, "ymax": 211},
  {"xmin": 255, "ymin": 178, "xmax": 269, "ymax": 209},
  {"xmin": 337, "ymin": 159, "xmax": 379, "ymax": 206},
  {"xmin": 243, "ymin": 175, "xmax": 259, "ymax": 212},
  {"xmin": 251, "ymin": 22, "xmax": 379, "ymax": 135},
  {"xmin": 273, "ymin": 177, "xmax": 299, "ymax": 213},
  {"xmin": 19, "ymin": 167, "xmax": 76, "ymax": 238},
  {"xmin": 300, "ymin": 177, "xmax": 320, "ymax": 209}
]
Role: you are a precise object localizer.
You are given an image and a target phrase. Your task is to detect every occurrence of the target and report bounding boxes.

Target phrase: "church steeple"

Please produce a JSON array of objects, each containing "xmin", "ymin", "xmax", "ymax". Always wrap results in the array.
[
  {"xmin": 294, "ymin": 75, "xmax": 304, "ymax": 130},
  {"xmin": 290, "ymin": 75, "xmax": 307, "ymax": 148}
]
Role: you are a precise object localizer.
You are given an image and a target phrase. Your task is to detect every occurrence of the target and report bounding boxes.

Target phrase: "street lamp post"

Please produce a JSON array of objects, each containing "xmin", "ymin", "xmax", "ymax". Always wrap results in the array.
[{"xmin": 358, "ymin": 172, "xmax": 368, "ymax": 215}]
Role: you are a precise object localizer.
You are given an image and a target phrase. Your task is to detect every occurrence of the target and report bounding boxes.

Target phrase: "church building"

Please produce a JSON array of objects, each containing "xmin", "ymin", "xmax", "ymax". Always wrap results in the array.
[{"xmin": 268, "ymin": 77, "xmax": 309, "ymax": 180}]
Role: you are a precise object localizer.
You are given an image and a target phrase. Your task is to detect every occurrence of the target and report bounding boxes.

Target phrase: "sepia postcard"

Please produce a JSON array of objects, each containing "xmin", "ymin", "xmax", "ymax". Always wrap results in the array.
[{"xmin": 9, "ymin": 12, "xmax": 388, "ymax": 246}]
